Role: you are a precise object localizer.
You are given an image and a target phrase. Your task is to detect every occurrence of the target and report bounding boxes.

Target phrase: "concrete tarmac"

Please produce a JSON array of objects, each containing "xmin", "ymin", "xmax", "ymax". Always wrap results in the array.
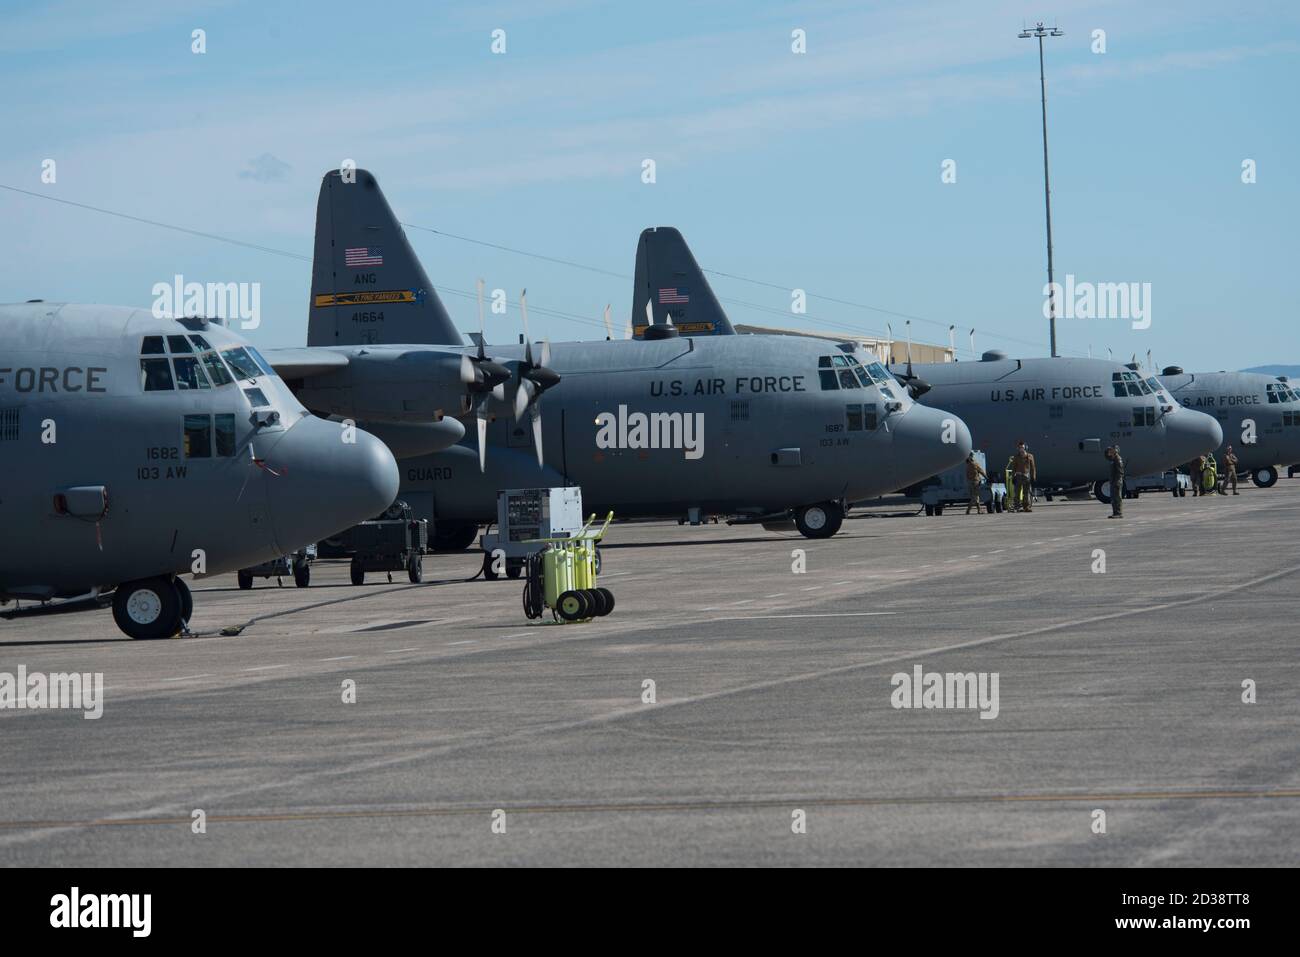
[{"xmin": 2, "ymin": 482, "xmax": 1297, "ymax": 866}]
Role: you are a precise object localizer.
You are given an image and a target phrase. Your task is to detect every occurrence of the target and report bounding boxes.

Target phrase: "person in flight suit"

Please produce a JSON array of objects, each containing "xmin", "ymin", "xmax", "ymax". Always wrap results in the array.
[
  {"xmin": 1106, "ymin": 445, "xmax": 1125, "ymax": 518},
  {"xmin": 965, "ymin": 453, "xmax": 987, "ymax": 514},
  {"xmin": 1010, "ymin": 440, "xmax": 1036, "ymax": 512},
  {"xmin": 1189, "ymin": 455, "xmax": 1204, "ymax": 496},
  {"xmin": 1220, "ymin": 445, "xmax": 1239, "ymax": 495}
]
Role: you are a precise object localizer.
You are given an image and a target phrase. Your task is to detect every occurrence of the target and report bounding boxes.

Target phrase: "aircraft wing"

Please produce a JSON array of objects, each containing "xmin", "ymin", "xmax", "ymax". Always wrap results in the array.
[{"xmin": 261, "ymin": 347, "xmax": 351, "ymax": 379}]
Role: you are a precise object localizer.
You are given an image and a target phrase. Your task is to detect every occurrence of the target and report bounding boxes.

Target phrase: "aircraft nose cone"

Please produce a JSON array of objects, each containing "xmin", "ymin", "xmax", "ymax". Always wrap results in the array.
[
  {"xmin": 1165, "ymin": 410, "xmax": 1223, "ymax": 466},
  {"xmin": 262, "ymin": 416, "xmax": 400, "ymax": 551},
  {"xmin": 891, "ymin": 404, "xmax": 972, "ymax": 488}
]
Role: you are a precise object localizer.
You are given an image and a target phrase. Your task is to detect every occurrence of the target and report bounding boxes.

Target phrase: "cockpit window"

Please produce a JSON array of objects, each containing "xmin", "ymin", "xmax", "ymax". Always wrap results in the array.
[
  {"xmin": 1266, "ymin": 383, "xmax": 1298, "ymax": 404},
  {"xmin": 247, "ymin": 347, "xmax": 275, "ymax": 377},
  {"xmin": 172, "ymin": 355, "xmax": 211, "ymax": 390},
  {"xmin": 201, "ymin": 352, "xmax": 234, "ymax": 387},
  {"xmin": 221, "ymin": 347, "xmax": 263, "ymax": 382},
  {"xmin": 188, "ymin": 334, "xmax": 213, "ymax": 351},
  {"xmin": 140, "ymin": 358, "xmax": 174, "ymax": 392},
  {"xmin": 1112, "ymin": 371, "xmax": 1149, "ymax": 398},
  {"xmin": 167, "ymin": 335, "xmax": 194, "ymax": 354},
  {"xmin": 141, "ymin": 336, "xmax": 165, "ymax": 355}
]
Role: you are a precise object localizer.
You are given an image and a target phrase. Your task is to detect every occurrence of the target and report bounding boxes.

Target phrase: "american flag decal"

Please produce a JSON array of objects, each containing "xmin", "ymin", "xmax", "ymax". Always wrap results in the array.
[
  {"xmin": 345, "ymin": 247, "xmax": 383, "ymax": 267},
  {"xmin": 658, "ymin": 287, "xmax": 689, "ymax": 304}
]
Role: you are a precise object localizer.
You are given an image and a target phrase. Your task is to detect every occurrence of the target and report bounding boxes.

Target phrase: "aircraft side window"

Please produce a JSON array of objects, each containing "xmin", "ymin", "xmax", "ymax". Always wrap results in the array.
[
  {"xmin": 846, "ymin": 404, "xmax": 864, "ymax": 431},
  {"xmin": 221, "ymin": 347, "xmax": 263, "ymax": 382},
  {"xmin": 141, "ymin": 336, "xmax": 165, "ymax": 355},
  {"xmin": 172, "ymin": 356, "xmax": 211, "ymax": 390},
  {"xmin": 1131, "ymin": 407, "xmax": 1155, "ymax": 427},
  {"xmin": 201, "ymin": 352, "xmax": 234, "ymax": 387},
  {"xmin": 863, "ymin": 407, "xmax": 878, "ymax": 430},
  {"xmin": 244, "ymin": 387, "xmax": 270, "ymax": 408},
  {"xmin": 183, "ymin": 414, "xmax": 213, "ymax": 458},
  {"xmin": 140, "ymin": 358, "xmax": 174, "ymax": 392},
  {"xmin": 246, "ymin": 348, "xmax": 276, "ymax": 377},
  {"xmin": 167, "ymin": 335, "xmax": 194, "ymax": 354},
  {"xmin": 214, "ymin": 413, "xmax": 237, "ymax": 456},
  {"xmin": 819, "ymin": 369, "xmax": 839, "ymax": 390}
]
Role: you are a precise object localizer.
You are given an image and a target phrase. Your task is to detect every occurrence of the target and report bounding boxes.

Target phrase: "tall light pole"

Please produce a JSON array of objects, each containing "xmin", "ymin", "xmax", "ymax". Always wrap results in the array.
[{"xmin": 1019, "ymin": 21, "xmax": 1064, "ymax": 357}]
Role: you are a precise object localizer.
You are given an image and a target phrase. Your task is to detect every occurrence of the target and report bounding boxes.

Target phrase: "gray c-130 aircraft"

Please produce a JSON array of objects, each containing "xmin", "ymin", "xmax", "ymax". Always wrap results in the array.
[
  {"xmin": 887, "ymin": 351, "xmax": 1223, "ymax": 502},
  {"xmin": 265, "ymin": 169, "xmax": 973, "ymax": 542},
  {"xmin": 0, "ymin": 302, "xmax": 399, "ymax": 639},
  {"xmin": 1157, "ymin": 366, "xmax": 1300, "ymax": 487}
]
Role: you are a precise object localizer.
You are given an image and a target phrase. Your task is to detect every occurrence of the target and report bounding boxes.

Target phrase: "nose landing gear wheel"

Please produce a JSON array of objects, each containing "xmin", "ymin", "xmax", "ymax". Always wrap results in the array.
[
  {"xmin": 795, "ymin": 501, "xmax": 844, "ymax": 538},
  {"xmin": 1252, "ymin": 466, "xmax": 1278, "ymax": 488},
  {"xmin": 1092, "ymin": 480, "xmax": 1112, "ymax": 505},
  {"xmin": 112, "ymin": 576, "xmax": 183, "ymax": 640}
]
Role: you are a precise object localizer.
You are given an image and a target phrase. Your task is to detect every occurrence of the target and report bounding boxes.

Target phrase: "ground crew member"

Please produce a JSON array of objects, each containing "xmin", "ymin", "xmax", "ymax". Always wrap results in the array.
[
  {"xmin": 1010, "ymin": 440, "xmax": 1036, "ymax": 512},
  {"xmin": 1220, "ymin": 446, "xmax": 1239, "ymax": 495},
  {"xmin": 965, "ymin": 453, "xmax": 987, "ymax": 514},
  {"xmin": 1106, "ymin": 445, "xmax": 1125, "ymax": 518},
  {"xmin": 1202, "ymin": 452, "xmax": 1218, "ymax": 496},
  {"xmin": 1189, "ymin": 455, "xmax": 1204, "ymax": 496}
]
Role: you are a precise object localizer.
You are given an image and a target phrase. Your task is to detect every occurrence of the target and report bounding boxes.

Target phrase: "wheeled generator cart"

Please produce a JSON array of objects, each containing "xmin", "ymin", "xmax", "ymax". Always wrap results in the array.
[{"xmin": 522, "ymin": 512, "xmax": 615, "ymax": 622}]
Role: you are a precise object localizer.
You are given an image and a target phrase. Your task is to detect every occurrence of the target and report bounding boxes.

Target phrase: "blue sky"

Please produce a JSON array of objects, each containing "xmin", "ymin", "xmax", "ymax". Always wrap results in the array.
[{"xmin": 1, "ymin": 0, "xmax": 1296, "ymax": 370}]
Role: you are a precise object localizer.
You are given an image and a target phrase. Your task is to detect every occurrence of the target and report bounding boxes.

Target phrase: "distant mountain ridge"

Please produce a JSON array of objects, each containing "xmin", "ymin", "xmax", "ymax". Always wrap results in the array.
[{"xmin": 1243, "ymin": 365, "xmax": 1300, "ymax": 378}]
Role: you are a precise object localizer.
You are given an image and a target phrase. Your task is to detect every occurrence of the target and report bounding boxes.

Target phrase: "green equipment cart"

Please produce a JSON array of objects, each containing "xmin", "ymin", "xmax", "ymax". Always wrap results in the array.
[{"xmin": 522, "ymin": 512, "xmax": 615, "ymax": 622}]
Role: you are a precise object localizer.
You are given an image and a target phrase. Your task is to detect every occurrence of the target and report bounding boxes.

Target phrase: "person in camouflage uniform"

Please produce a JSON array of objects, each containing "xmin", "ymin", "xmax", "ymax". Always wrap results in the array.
[
  {"xmin": 1220, "ymin": 445, "xmax": 1239, "ymax": 495},
  {"xmin": 1105, "ymin": 445, "xmax": 1125, "ymax": 518},
  {"xmin": 1010, "ymin": 441, "xmax": 1036, "ymax": 512},
  {"xmin": 965, "ymin": 453, "xmax": 987, "ymax": 514}
]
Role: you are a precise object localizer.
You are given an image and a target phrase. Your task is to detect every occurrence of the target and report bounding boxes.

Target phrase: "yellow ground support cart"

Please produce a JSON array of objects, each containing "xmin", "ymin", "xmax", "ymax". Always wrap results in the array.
[{"xmin": 522, "ymin": 512, "xmax": 615, "ymax": 622}]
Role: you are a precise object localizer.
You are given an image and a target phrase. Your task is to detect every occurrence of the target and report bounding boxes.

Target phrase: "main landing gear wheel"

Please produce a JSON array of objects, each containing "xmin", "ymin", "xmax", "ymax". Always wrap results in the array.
[
  {"xmin": 350, "ymin": 558, "xmax": 365, "ymax": 586},
  {"xmin": 112, "ymin": 576, "xmax": 183, "ymax": 640},
  {"xmin": 293, "ymin": 562, "xmax": 311, "ymax": 588},
  {"xmin": 1092, "ymin": 480, "xmax": 1112, "ymax": 505},
  {"xmin": 408, "ymin": 553, "xmax": 424, "ymax": 584},
  {"xmin": 174, "ymin": 577, "xmax": 193, "ymax": 628},
  {"xmin": 1252, "ymin": 466, "xmax": 1278, "ymax": 488},
  {"xmin": 795, "ymin": 501, "xmax": 844, "ymax": 539},
  {"xmin": 237, "ymin": 570, "xmax": 253, "ymax": 590}
]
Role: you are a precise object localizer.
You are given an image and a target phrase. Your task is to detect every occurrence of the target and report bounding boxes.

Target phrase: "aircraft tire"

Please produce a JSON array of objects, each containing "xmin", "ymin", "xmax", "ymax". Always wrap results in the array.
[
  {"xmin": 408, "ymin": 553, "xmax": 423, "ymax": 584},
  {"xmin": 350, "ymin": 558, "xmax": 365, "ymax": 586},
  {"xmin": 506, "ymin": 561, "xmax": 522, "ymax": 580},
  {"xmin": 1252, "ymin": 466, "xmax": 1278, "ymax": 489},
  {"xmin": 112, "ymin": 577, "xmax": 183, "ymax": 640},
  {"xmin": 924, "ymin": 504, "xmax": 934, "ymax": 517},
  {"xmin": 293, "ymin": 563, "xmax": 311, "ymax": 588},
  {"xmin": 237, "ymin": 570, "xmax": 253, "ymax": 590},
  {"xmin": 585, "ymin": 588, "xmax": 608, "ymax": 617},
  {"xmin": 793, "ymin": 502, "xmax": 840, "ymax": 536},
  {"xmin": 432, "ymin": 522, "xmax": 479, "ymax": 552},
  {"xmin": 174, "ymin": 577, "xmax": 193, "ymax": 631},
  {"xmin": 482, "ymin": 551, "xmax": 499, "ymax": 580},
  {"xmin": 795, "ymin": 502, "xmax": 843, "ymax": 538},
  {"xmin": 1092, "ymin": 480, "xmax": 1112, "ymax": 505}
]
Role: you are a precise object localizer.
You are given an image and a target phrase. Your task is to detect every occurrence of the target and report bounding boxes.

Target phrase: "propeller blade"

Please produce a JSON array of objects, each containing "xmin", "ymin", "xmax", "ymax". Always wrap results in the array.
[
  {"xmin": 520, "ymin": 289, "xmax": 533, "ymax": 367},
  {"xmin": 491, "ymin": 381, "xmax": 505, "ymax": 402},
  {"xmin": 644, "ymin": 296, "xmax": 654, "ymax": 330},
  {"xmin": 475, "ymin": 278, "xmax": 486, "ymax": 360},
  {"xmin": 603, "ymin": 304, "xmax": 613, "ymax": 340},
  {"xmin": 531, "ymin": 408, "xmax": 544, "ymax": 468},
  {"xmin": 514, "ymin": 378, "xmax": 535, "ymax": 421},
  {"xmin": 540, "ymin": 339, "xmax": 551, "ymax": 368},
  {"xmin": 905, "ymin": 320, "xmax": 914, "ymax": 378},
  {"xmin": 460, "ymin": 353, "xmax": 477, "ymax": 385},
  {"xmin": 476, "ymin": 410, "xmax": 488, "ymax": 473}
]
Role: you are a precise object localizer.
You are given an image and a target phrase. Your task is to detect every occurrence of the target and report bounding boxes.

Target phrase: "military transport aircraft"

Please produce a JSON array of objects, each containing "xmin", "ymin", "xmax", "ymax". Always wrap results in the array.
[
  {"xmin": 1157, "ymin": 366, "xmax": 1300, "ymax": 487},
  {"xmin": 888, "ymin": 352, "xmax": 1223, "ymax": 503},
  {"xmin": 0, "ymin": 302, "xmax": 399, "ymax": 639},
  {"xmin": 267, "ymin": 169, "xmax": 973, "ymax": 543}
]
